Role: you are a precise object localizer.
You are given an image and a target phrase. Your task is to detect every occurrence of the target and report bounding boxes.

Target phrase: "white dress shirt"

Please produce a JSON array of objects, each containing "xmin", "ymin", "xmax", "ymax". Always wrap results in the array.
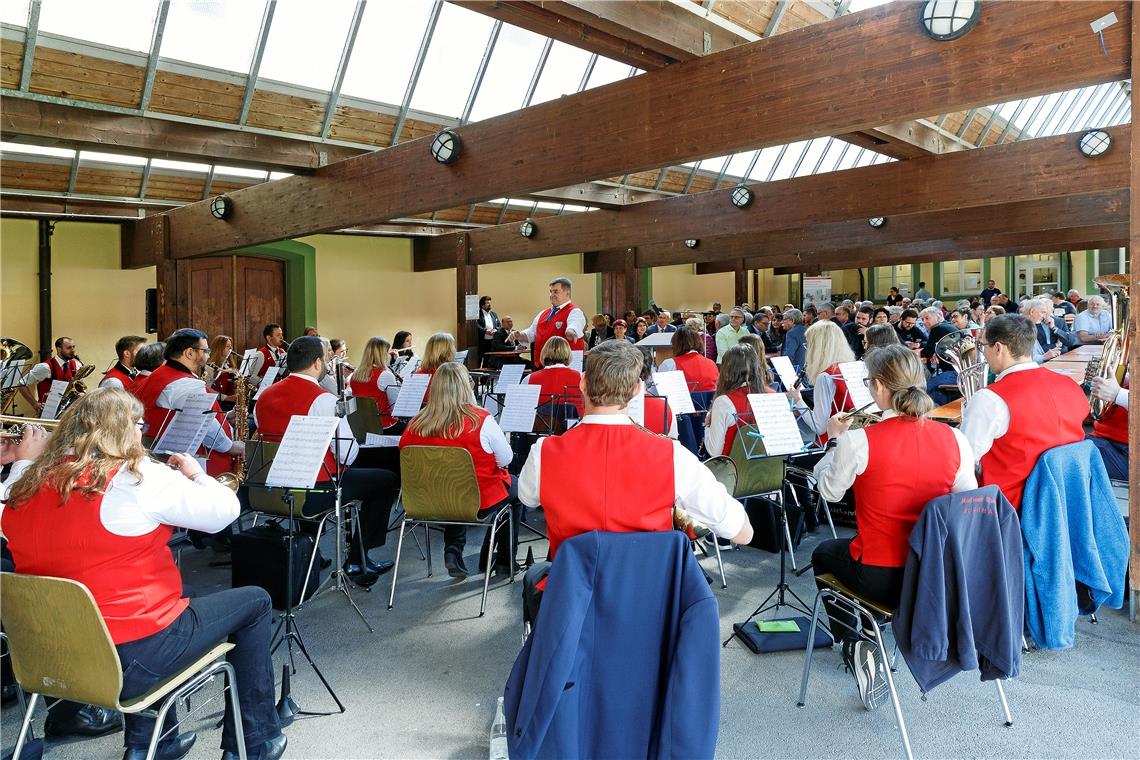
[
  {"xmin": 521, "ymin": 303, "xmax": 586, "ymax": 344},
  {"xmin": 247, "ymin": 346, "xmax": 285, "ymax": 379},
  {"xmin": 518, "ymin": 414, "xmax": 747, "ymax": 540},
  {"xmin": 704, "ymin": 392, "xmax": 743, "ymax": 458},
  {"xmin": 155, "ymin": 372, "xmax": 235, "ymax": 454},
  {"xmin": 476, "ymin": 413, "xmax": 514, "ymax": 467},
  {"xmin": 20, "ymin": 357, "xmax": 78, "ymax": 386},
  {"xmin": 1073, "ymin": 309, "xmax": 1112, "ymax": 336},
  {"xmin": 253, "ymin": 373, "xmax": 358, "ymax": 466},
  {"xmin": 794, "ymin": 371, "xmax": 842, "ymax": 436},
  {"xmin": 959, "ymin": 361, "xmax": 1038, "ymax": 464},
  {"xmin": 813, "ymin": 410, "xmax": 977, "ymax": 502}
]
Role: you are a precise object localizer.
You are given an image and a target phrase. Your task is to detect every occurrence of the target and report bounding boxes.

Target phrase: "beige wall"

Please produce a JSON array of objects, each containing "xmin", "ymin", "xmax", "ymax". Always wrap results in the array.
[
  {"xmin": 480, "ymin": 254, "xmax": 596, "ymax": 323},
  {"xmin": 1, "ymin": 218, "xmax": 155, "ymax": 376},
  {"xmin": 651, "ymin": 265, "xmax": 732, "ymax": 312}
]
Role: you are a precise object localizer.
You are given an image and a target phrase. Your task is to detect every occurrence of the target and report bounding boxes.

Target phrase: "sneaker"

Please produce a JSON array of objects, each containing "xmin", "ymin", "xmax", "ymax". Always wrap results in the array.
[
  {"xmin": 853, "ymin": 641, "xmax": 888, "ymax": 711},
  {"xmin": 444, "ymin": 550, "xmax": 469, "ymax": 578}
]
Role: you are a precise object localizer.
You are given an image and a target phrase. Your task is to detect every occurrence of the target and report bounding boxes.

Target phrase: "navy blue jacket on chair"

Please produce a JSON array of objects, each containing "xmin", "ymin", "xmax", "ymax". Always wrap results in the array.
[{"xmin": 504, "ymin": 531, "xmax": 720, "ymax": 760}]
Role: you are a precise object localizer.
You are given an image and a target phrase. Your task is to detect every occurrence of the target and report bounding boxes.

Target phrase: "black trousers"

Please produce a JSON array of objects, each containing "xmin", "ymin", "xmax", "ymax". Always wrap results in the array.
[
  {"xmin": 115, "ymin": 587, "xmax": 281, "ymax": 752},
  {"xmin": 811, "ymin": 537, "xmax": 904, "ymax": 642},
  {"xmin": 300, "ymin": 466, "xmax": 399, "ymax": 564}
]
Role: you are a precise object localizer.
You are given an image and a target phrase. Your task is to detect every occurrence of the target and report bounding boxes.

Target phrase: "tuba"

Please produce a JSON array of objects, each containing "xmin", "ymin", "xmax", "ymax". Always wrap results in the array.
[
  {"xmin": 936, "ymin": 327, "xmax": 989, "ymax": 403},
  {"xmin": 0, "ymin": 338, "xmax": 33, "ymax": 414},
  {"xmin": 1084, "ymin": 273, "xmax": 1130, "ymax": 421}
]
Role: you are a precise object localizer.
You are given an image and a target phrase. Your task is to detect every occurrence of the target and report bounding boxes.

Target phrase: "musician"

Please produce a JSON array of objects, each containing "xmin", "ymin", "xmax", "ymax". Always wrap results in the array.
[
  {"xmin": 415, "ymin": 333, "xmax": 456, "ymax": 400},
  {"xmin": 390, "ymin": 330, "xmax": 415, "ymax": 374},
  {"xmin": 518, "ymin": 340, "xmax": 752, "ymax": 618},
  {"xmin": 704, "ymin": 344, "xmax": 774, "ymax": 457},
  {"xmin": 100, "ymin": 336, "xmax": 146, "ymax": 392},
  {"xmin": 350, "ymin": 337, "xmax": 399, "ymax": 429},
  {"xmin": 131, "ymin": 341, "xmax": 165, "ymax": 396},
  {"xmin": 134, "ymin": 329, "xmax": 244, "ymax": 477},
  {"xmin": 788, "ymin": 320, "xmax": 856, "ymax": 444},
  {"xmin": 248, "ymin": 323, "xmax": 286, "ymax": 379},
  {"xmin": 657, "ymin": 327, "xmax": 718, "ymax": 392},
  {"xmin": 1088, "ymin": 374, "xmax": 1130, "ymax": 480},
  {"xmin": 511, "ymin": 277, "xmax": 586, "ymax": 368},
  {"xmin": 527, "ymin": 337, "xmax": 583, "ymax": 416},
  {"xmin": 400, "ymin": 362, "xmax": 518, "ymax": 578},
  {"xmin": 780, "ymin": 309, "xmax": 808, "ymax": 371},
  {"xmin": 477, "ymin": 295, "xmax": 500, "ymax": 359},
  {"xmin": 960, "ymin": 314, "xmax": 1087, "ymax": 508},
  {"xmin": 812, "ymin": 346, "xmax": 976, "ymax": 709},
  {"xmin": 1074, "ymin": 295, "xmax": 1113, "ymax": 344},
  {"xmin": 203, "ymin": 334, "xmax": 237, "ymax": 407},
  {"xmin": 18, "ymin": 336, "xmax": 80, "ymax": 412},
  {"xmin": 253, "ymin": 337, "xmax": 399, "ymax": 582},
  {"xmin": 2, "ymin": 388, "xmax": 285, "ymax": 760},
  {"xmin": 302, "ymin": 326, "xmax": 320, "ymax": 337}
]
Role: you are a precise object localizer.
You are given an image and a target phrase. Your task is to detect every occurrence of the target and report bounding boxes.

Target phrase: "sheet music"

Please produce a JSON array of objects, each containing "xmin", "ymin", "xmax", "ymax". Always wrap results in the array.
[
  {"xmin": 253, "ymin": 366, "xmax": 278, "ymax": 399},
  {"xmin": 266, "ymin": 415, "xmax": 339, "ymax": 489},
  {"xmin": 837, "ymin": 361, "xmax": 881, "ymax": 413},
  {"xmin": 239, "ymin": 349, "xmax": 259, "ymax": 377},
  {"xmin": 569, "ymin": 350, "xmax": 584, "ymax": 372},
  {"xmin": 747, "ymin": 393, "xmax": 805, "ymax": 456},
  {"xmin": 652, "ymin": 370, "xmax": 695, "ymax": 414},
  {"xmin": 769, "ymin": 355, "xmax": 798, "ymax": 391},
  {"xmin": 391, "ymin": 373, "xmax": 430, "ymax": 417},
  {"xmin": 499, "ymin": 384, "xmax": 541, "ymax": 433},
  {"xmin": 0, "ymin": 360, "xmax": 23, "ymax": 390},
  {"xmin": 626, "ymin": 390, "xmax": 645, "ymax": 425},
  {"xmin": 40, "ymin": 380, "xmax": 68, "ymax": 420},
  {"xmin": 398, "ymin": 356, "xmax": 422, "ymax": 381},
  {"xmin": 493, "ymin": 363, "xmax": 525, "ymax": 394},
  {"xmin": 152, "ymin": 392, "xmax": 216, "ymax": 454},
  {"xmin": 483, "ymin": 395, "xmax": 500, "ymax": 416},
  {"xmin": 455, "ymin": 350, "xmax": 469, "ymax": 364},
  {"xmin": 363, "ymin": 433, "xmax": 402, "ymax": 448}
]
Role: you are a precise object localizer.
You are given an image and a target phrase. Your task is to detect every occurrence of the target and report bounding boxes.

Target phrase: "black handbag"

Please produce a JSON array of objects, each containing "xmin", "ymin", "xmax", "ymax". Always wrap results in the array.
[{"xmin": 231, "ymin": 521, "xmax": 321, "ymax": 610}]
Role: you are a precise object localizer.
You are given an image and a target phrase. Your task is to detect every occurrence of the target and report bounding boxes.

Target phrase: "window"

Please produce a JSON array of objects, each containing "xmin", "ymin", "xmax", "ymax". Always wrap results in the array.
[
  {"xmin": 1096, "ymin": 248, "xmax": 1126, "ymax": 279},
  {"xmin": 1014, "ymin": 253, "xmax": 1061, "ymax": 299},
  {"xmin": 940, "ymin": 259, "xmax": 983, "ymax": 296},
  {"xmin": 874, "ymin": 265, "xmax": 910, "ymax": 299}
]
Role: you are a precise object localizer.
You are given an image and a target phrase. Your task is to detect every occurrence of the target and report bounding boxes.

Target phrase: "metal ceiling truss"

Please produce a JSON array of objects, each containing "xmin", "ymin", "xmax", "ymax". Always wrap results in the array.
[{"xmin": 238, "ymin": 0, "xmax": 278, "ymax": 126}]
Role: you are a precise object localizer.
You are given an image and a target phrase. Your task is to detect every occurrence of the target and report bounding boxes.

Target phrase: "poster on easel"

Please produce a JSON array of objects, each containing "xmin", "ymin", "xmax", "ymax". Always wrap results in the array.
[{"xmin": 802, "ymin": 276, "xmax": 832, "ymax": 309}]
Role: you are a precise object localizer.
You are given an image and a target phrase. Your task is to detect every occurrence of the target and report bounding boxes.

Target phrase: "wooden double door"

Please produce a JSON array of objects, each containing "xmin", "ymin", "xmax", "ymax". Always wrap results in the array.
[{"xmin": 185, "ymin": 256, "xmax": 285, "ymax": 352}]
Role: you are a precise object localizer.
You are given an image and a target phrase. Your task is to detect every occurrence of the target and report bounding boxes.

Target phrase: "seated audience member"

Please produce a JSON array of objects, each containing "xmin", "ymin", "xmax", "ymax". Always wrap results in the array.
[
  {"xmin": 400, "ymin": 362, "xmax": 519, "ymax": 577},
  {"xmin": 960, "ymin": 314, "xmax": 1087, "ymax": 509},
  {"xmin": 350, "ymin": 336, "xmax": 400, "ymax": 428},
  {"xmin": 1088, "ymin": 374, "xmax": 1130, "ymax": 481},
  {"xmin": 609, "ymin": 319, "xmax": 633, "ymax": 344},
  {"xmin": 519, "ymin": 341, "xmax": 753, "ymax": 617},
  {"xmin": 254, "ymin": 337, "xmax": 399, "ymax": 583},
  {"xmin": 894, "ymin": 309, "xmax": 924, "ymax": 347},
  {"xmin": 845, "ymin": 306, "xmax": 874, "ymax": 359},
  {"xmin": 872, "ymin": 307, "xmax": 890, "ymax": 325},
  {"xmin": 788, "ymin": 320, "xmax": 856, "ymax": 445},
  {"xmin": 637, "ymin": 352, "xmax": 678, "ymax": 439},
  {"xmin": 949, "ymin": 308, "xmax": 979, "ymax": 331},
  {"xmin": 780, "ymin": 309, "xmax": 808, "ymax": 370},
  {"xmin": 527, "ymin": 336, "xmax": 583, "ymax": 416},
  {"xmin": 704, "ymin": 344, "xmax": 774, "ymax": 457},
  {"xmin": 1022, "ymin": 297, "xmax": 1076, "ymax": 362},
  {"xmin": 919, "ymin": 307, "xmax": 960, "ymax": 405},
  {"xmin": 100, "ymin": 335, "xmax": 147, "ymax": 392},
  {"xmin": 645, "ymin": 310, "xmax": 676, "ymax": 337},
  {"xmin": 1052, "ymin": 291, "xmax": 1078, "ymax": 318},
  {"xmin": 862, "ymin": 323, "xmax": 901, "ymax": 356},
  {"xmin": 657, "ymin": 326, "xmax": 719, "ymax": 392},
  {"xmin": 2, "ymin": 389, "xmax": 285, "ymax": 760},
  {"xmin": 812, "ymin": 345, "xmax": 976, "ymax": 710},
  {"xmin": 685, "ymin": 316, "xmax": 717, "ymax": 359},
  {"xmin": 303, "ymin": 326, "xmax": 320, "ymax": 337},
  {"xmin": 1073, "ymin": 295, "xmax": 1113, "ymax": 344},
  {"xmin": 1067, "ymin": 288, "xmax": 1085, "ymax": 311},
  {"xmin": 887, "ymin": 306, "xmax": 903, "ymax": 325},
  {"xmin": 586, "ymin": 314, "xmax": 613, "ymax": 349}
]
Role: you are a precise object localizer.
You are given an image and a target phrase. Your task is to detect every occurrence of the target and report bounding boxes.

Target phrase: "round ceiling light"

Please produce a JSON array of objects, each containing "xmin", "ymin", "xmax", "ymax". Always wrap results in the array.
[
  {"xmin": 919, "ymin": 0, "xmax": 981, "ymax": 41},
  {"xmin": 1078, "ymin": 129, "xmax": 1112, "ymax": 158},
  {"xmin": 729, "ymin": 185, "xmax": 753, "ymax": 209},
  {"xmin": 209, "ymin": 195, "xmax": 233, "ymax": 221},
  {"xmin": 868, "ymin": 217, "xmax": 886, "ymax": 229},
  {"xmin": 430, "ymin": 128, "xmax": 461, "ymax": 164}
]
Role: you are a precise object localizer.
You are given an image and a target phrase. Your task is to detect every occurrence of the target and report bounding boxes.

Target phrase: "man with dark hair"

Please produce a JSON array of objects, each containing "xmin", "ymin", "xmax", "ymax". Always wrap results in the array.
[
  {"xmin": 17, "ymin": 335, "xmax": 81, "ymax": 413},
  {"xmin": 253, "ymin": 337, "xmax": 399, "ymax": 584},
  {"xmin": 894, "ymin": 309, "xmax": 925, "ymax": 347},
  {"xmin": 100, "ymin": 335, "xmax": 147, "ymax": 392},
  {"xmin": 250, "ymin": 323, "xmax": 287, "ymax": 379},
  {"xmin": 960, "ymin": 315, "xmax": 1087, "ymax": 508},
  {"xmin": 844, "ymin": 306, "xmax": 874, "ymax": 359},
  {"xmin": 980, "ymin": 279, "xmax": 1002, "ymax": 307},
  {"xmin": 135, "ymin": 329, "xmax": 243, "ymax": 478},
  {"xmin": 477, "ymin": 295, "xmax": 500, "ymax": 360},
  {"xmin": 512, "ymin": 277, "xmax": 586, "ymax": 367},
  {"xmin": 914, "ymin": 281, "xmax": 932, "ymax": 300}
]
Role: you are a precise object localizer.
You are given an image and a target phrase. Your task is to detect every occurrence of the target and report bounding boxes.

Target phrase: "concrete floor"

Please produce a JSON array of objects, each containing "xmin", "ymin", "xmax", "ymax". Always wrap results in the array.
[{"xmin": 3, "ymin": 514, "xmax": 1138, "ymax": 760}]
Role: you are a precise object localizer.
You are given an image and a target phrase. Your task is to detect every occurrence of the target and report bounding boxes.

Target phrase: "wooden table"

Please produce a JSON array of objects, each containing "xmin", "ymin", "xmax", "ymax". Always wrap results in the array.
[{"xmin": 930, "ymin": 398, "xmax": 963, "ymax": 424}]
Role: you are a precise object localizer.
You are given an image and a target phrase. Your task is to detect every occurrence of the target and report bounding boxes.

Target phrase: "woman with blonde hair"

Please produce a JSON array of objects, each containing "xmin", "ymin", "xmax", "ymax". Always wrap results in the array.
[
  {"xmin": 789, "ymin": 319, "xmax": 856, "ymax": 444},
  {"xmin": 350, "ymin": 336, "xmax": 399, "ymax": 428},
  {"xmin": 810, "ymin": 345, "xmax": 975, "ymax": 710},
  {"xmin": 527, "ymin": 336, "xmax": 583, "ymax": 416},
  {"xmin": 704, "ymin": 344, "xmax": 774, "ymax": 457},
  {"xmin": 414, "ymin": 332, "xmax": 456, "ymax": 402},
  {"xmin": 399, "ymin": 363, "xmax": 517, "ymax": 578},
  {"xmin": 2, "ymin": 388, "xmax": 286, "ymax": 760}
]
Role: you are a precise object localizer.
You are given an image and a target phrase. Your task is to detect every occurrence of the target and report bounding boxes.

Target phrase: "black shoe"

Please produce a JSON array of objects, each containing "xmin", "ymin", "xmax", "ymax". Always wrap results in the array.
[
  {"xmin": 343, "ymin": 563, "xmax": 379, "ymax": 588},
  {"xmin": 444, "ymin": 551, "xmax": 468, "ymax": 578},
  {"xmin": 221, "ymin": 734, "xmax": 287, "ymax": 760},
  {"xmin": 123, "ymin": 731, "xmax": 196, "ymax": 760},
  {"xmin": 318, "ymin": 552, "xmax": 332, "ymax": 570},
  {"xmin": 1, "ymin": 682, "xmax": 18, "ymax": 707},
  {"xmin": 44, "ymin": 704, "xmax": 122, "ymax": 738},
  {"xmin": 365, "ymin": 558, "xmax": 394, "ymax": 575}
]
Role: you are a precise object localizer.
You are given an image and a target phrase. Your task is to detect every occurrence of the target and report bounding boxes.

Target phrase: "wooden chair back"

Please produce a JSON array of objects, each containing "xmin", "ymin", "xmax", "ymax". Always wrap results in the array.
[{"xmin": 399, "ymin": 446, "xmax": 482, "ymax": 522}]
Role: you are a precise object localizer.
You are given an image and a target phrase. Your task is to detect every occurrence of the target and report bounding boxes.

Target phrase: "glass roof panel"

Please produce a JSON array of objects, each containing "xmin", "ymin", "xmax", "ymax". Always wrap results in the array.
[
  {"xmin": 160, "ymin": 0, "xmax": 266, "ymax": 73},
  {"xmin": 722, "ymin": 151, "xmax": 758, "ymax": 182},
  {"xmin": 466, "ymin": 23, "xmax": 546, "ymax": 122},
  {"xmin": 269, "ymin": 171, "xmax": 293, "ymax": 180},
  {"xmin": 1, "ymin": 141, "xmax": 75, "ymax": 159},
  {"xmin": 1, "ymin": 0, "xmax": 31, "ymax": 26},
  {"xmin": 215, "ymin": 165, "xmax": 269, "ymax": 179},
  {"xmin": 258, "ymin": 0, "xmax": 357, "ymax": 91},
  {"xmin": 409, "ymin": 3, "xmax": 494, "ymax": 118},
  {"xmin": 80, "ymin": 150, "xmax": 147, "ymax": 166},
  {"xmin": 584, "ymin": 56, "xmax": 634, "ymax": 89},
  {"xmin": 529, "ymin": 41, "xmax": 593, "ymax": 104},
  {"xmin": 791, "ymin": 139, "xmax": 829, "ymax": 178},
  {"xmin": 768, "ymin": 141, "xmax": 809, "ymax": 181},
  {"xmin": 152, "ymin": 158, "xmax": 210, "ymax": 173},
  {"xmin": 748, "ymin": 148, "xmax": 780, "ymax": 181},
  {"xmin": 341, "ymin": 1, "xmax": 433, "ymax": 106},
  {"xmin": 38, "ymin": 0, "xmax": 159, "ymax": 53}
]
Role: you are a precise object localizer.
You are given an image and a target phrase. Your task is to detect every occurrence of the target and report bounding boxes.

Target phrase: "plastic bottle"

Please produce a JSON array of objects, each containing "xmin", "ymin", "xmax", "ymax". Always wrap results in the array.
[{"xmin": 489, "ymin": 696, "xmax": 508, "ymax": 760}]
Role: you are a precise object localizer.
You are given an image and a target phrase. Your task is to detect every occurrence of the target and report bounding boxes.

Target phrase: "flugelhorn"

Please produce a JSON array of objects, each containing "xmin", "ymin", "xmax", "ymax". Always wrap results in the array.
[
  {"xmin": 1085, "ymin": 273, "xmax": 1130, "ymax": 421},
  {"xmin": 839, "ymin": 399, "xmax": 882, "ymax": 429},
  {"xmin": 0, "ymin": 414, "xmax": 62, "ymax": 441}
]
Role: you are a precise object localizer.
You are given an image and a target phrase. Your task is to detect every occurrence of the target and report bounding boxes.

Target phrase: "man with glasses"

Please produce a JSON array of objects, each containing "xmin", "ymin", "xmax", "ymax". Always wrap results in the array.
[
  {"xmin": 715, "ymin": 308, "xmax": 749, "ymax": 363},
  {"xmin": 1073, "ymin": 295, "xmax": 1114, "ymax": 344},
  {"xmin": 959, "ymin": 314, "xmax": 1087, "ymax": 509}
]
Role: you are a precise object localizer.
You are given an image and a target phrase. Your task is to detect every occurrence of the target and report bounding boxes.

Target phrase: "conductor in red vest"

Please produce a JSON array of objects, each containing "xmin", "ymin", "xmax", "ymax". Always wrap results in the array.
[
  {"xmin": 253, "ymin": 336, "xmax": 399, "ymax": 583},
  {"xmin": 510, "ymin": 277, "xmax": 586, "ymax": 368},
  {"xmin": 960, "ymin": 313, "xmax": 1088, "ymax": 509}
]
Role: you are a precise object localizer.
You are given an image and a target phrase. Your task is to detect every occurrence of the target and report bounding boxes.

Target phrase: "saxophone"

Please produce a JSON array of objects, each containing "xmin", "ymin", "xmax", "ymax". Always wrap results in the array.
[
  {"xmin": 1085, "ymin": 273, "xmax": 1130, "ymax": 421},
  {"xmin": 230, "ymin": 371, "xmax": 253, "ymax": 480}
]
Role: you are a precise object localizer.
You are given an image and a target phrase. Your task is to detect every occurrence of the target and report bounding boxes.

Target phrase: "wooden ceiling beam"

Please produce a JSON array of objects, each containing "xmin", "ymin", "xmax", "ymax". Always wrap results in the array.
[
  {"xmin": 1, "ymin": 98, "xmax": 365, "ymax": 173},
  {"xmin": 421, "ymin": 126, "xmax": 1130, "ymax": 271},
  {"xmin": 140, "ymin": 0, "xmax": 1130, "ymax": 261}
]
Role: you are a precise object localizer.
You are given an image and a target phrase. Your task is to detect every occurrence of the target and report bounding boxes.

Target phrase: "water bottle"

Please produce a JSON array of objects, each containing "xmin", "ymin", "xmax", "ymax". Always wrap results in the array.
[{"xmin": 489, "ymin": 696, "xmax": 509, "ymax": 760}]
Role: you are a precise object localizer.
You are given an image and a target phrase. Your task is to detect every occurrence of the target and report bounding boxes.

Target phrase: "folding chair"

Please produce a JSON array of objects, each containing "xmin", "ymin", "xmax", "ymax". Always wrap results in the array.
[
  {"xmin": 389, "ymin": 446, "xmax": 514, "ymax": 616},
  {"xmin": 346, "ymin": 396, "xmax": 384, "ymax": 444},
  {"xmin": 1, "ymin": 573, "xmax": 247, "ymax": 760}
]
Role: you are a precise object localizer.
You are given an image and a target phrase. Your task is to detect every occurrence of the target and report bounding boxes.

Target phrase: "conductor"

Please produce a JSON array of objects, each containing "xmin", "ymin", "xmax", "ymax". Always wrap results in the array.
[{"xmin": 510, "ymin": 277, "xmax": 586, "ymax": 367}]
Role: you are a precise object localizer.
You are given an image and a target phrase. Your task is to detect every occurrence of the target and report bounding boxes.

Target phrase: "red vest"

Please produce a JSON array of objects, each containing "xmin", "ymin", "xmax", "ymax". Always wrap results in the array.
[
  {"xmin": 643, "ymin": 395, "xmax": 671, "ymax": 435},
  {"xmin": 350, "ymin": 367, "xmax": 396, "ymax": 427},
  {"xmin": 1, "ymin": 467, "xmax": 188, "ymax": 645},
  {"xmin": 720, "ymin": 385, "xmax": 775, "ymax": 454},
  {"xmin": 539, "ymin": 423, "xmax": 674, "ymax": 558},
  {"xmin": 982, "ymin": 366, "xmax": 1088, "ymax": 508},
  {"xmin": 210, "ymin": 369, "xmax": 235, "ymax": 399},
  {"xmin": 37, "ymin": 357, "xmax": 79, "ymax": 404},
  {"xmin": 135, "ymin": 363, "xmax": 234, "ymax": 476},
  {"xmin": 533, "ymin": 302, "xmax": 585, "ymax": 367},
  {"xmin": 257, "ymin": 345, "xmax": 282, "ymax": 379},
  {"xmin": 851, "ymin": 417, "xmax": 959, "ymax": 567},
  {"xmin": 255, "ymin": 375, "xmax": 338, "ymax": 482},
  {"xmin": 817, "ymin": 364, "xmax": 854, "ymax": 445},
  {"xmin": 527, "ymin": 366, "xmax": 583, "ymax": 414},
  {"xmin": 400, "ymin": 406, "xmax": 510, "ymax": 509},
  {"xmin": 1092, "ymin": 379, "xmax": 1128, "ymax": 445},
  {"xmin": 100, "ymin": 363, "xmax": 136, "ymax": 393},
  {"xmin": 673, "ymin": 351, "xmax": 719, "ymax": 392}
]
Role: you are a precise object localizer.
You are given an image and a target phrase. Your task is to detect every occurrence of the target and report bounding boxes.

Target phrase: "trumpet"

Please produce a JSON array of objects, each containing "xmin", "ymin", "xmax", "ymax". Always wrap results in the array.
[
  {"xmin": 0, "ymin": 414, "xmax": 61, "ymax": 441},
  {"xmin": 839, "ymin": 400, "xmax": 882, "ymax": 429},
  {"xmin": 145, "ymin": 450, "xmax": 240, "ymax": 492}
]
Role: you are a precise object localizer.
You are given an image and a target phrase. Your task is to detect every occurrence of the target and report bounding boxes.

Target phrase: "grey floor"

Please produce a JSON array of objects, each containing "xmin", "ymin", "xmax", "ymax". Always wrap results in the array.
[{"xmin": 4, "ymin": 512, "xmax": 1138, "ymax": 760}]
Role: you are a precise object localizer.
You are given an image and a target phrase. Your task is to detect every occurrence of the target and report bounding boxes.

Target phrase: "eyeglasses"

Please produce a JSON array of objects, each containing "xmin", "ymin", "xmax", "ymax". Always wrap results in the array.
[
  {"xmin": 196, "ymin": 347, "xmax": 211, "ymax": 355},
  {"xmin": 136, "ymin": 421, "xmax": 148, "ymax": 433},
  {"xmin": 862, "ymin": 377, "xmax": 872, "ymax": 387}
]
